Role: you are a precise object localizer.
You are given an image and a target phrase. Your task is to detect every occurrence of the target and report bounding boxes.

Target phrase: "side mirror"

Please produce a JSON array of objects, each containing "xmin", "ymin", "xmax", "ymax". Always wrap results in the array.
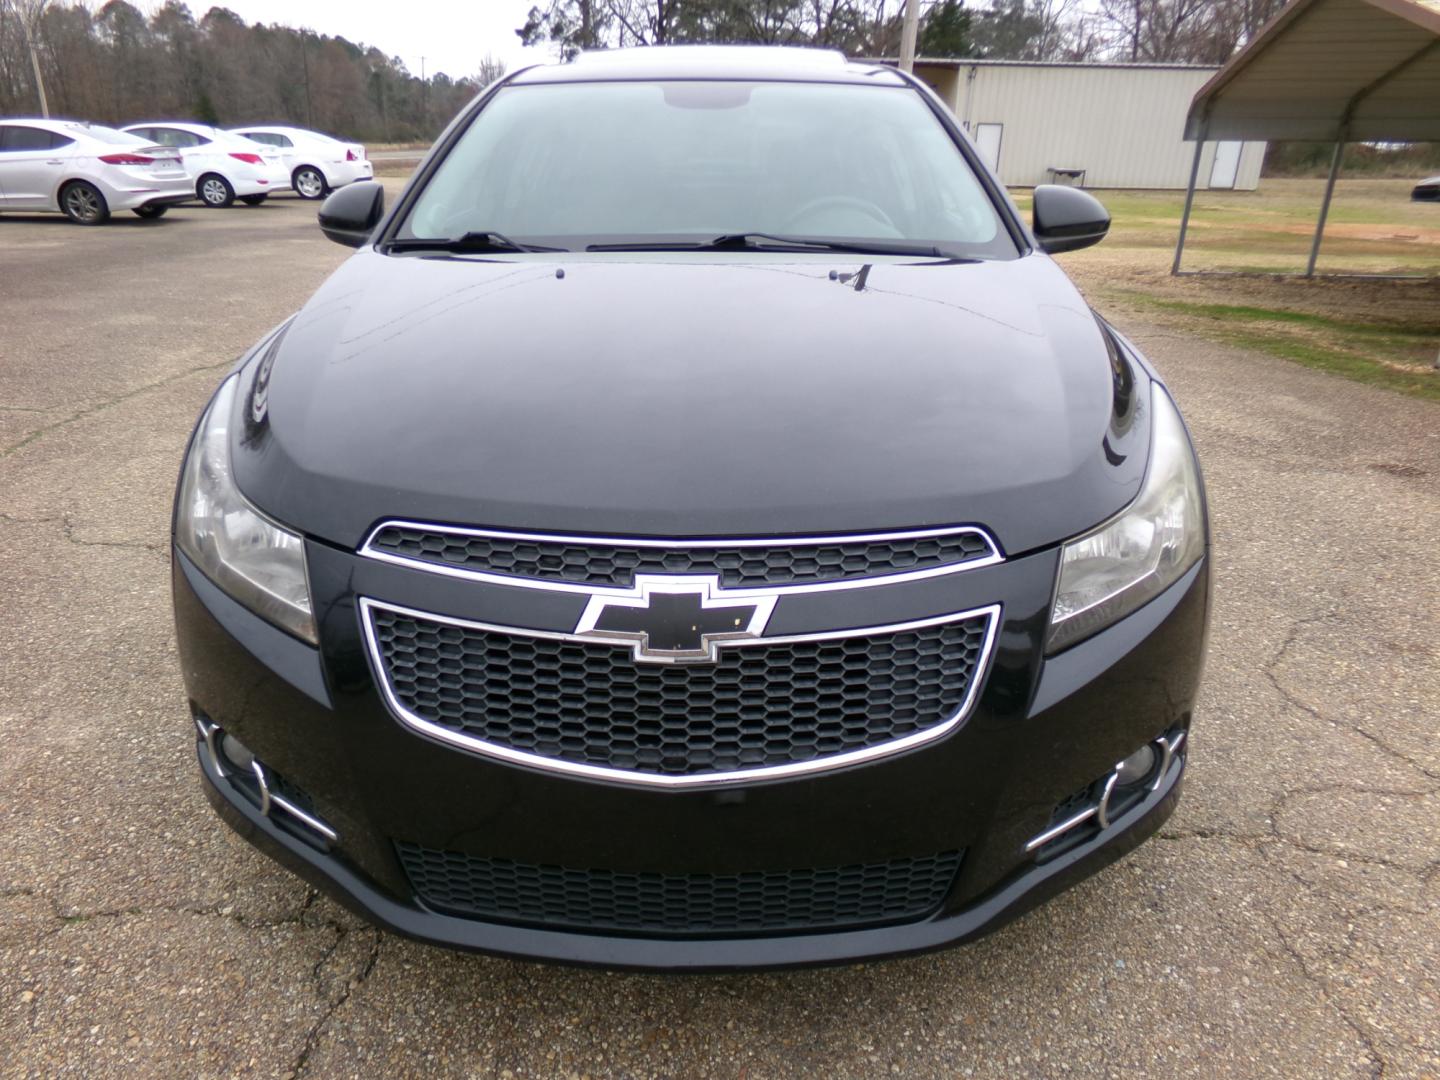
[
  {"xmin": 1032, "ymin": 185, "xmax": 1110, "ymax": 254},
  {"xmin": 318, "ymin": 181, "xmax": 384, "ymax": 248}
]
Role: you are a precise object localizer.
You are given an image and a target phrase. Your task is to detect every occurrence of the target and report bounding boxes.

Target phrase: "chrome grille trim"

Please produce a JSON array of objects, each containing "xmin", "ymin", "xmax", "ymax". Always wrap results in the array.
[
  {"xmin": 358, "ymin": 521, "xmax": 1004, "ymax": 594},
  {"xmin": 360, "ymin": 597, "xmax": 1002, "ymax": 788}
]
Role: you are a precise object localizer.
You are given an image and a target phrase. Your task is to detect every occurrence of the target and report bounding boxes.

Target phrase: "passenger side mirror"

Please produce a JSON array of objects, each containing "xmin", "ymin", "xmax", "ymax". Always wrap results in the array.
[
  {"xmin": 318, "ymin": 181, "xmax": 384, "ymax": 248},
  {"xmin": 1032, "ymin": 185, "xmax": 1110, "ymax": 254}
]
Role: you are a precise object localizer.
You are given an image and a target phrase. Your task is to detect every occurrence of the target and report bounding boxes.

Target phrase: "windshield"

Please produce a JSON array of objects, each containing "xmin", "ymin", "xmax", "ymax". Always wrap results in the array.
[{"xmin": 398, "ymin": 80, "xmax": 1016, "ymax": 258}]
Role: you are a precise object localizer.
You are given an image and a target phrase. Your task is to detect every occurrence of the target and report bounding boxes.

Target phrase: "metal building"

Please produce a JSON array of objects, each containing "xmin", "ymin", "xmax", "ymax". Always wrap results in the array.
[{"xmin": 903, "ymin": 59, "xmax": 1268, "ymax": 190}]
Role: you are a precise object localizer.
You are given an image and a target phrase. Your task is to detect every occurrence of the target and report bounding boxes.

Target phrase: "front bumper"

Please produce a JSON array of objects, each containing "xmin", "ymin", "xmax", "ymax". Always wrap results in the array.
[
  {"xmin": 174, "ymin": 540, "xmax": 1208, "ymax": 971},
  {"xmin": 200, "ymin": 729, "xmax": 1183, "ymax": 970}
]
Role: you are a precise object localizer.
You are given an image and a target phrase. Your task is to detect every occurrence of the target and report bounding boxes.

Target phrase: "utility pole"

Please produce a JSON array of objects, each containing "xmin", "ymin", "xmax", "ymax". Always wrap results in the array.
[
  {"xmin": 300, "ymin": 29, "xmax": 313, "ymax": 128},
  {"xmin": 420, "ymin": 55, "xmax": 427, "ymax": 134},
  {"xmin": 899, "ymin": 0, "xmax": 921, "ymax": 72},
  {"xmin": 10, "ymin": 1, "xmax": 50, "ymax": 116}
]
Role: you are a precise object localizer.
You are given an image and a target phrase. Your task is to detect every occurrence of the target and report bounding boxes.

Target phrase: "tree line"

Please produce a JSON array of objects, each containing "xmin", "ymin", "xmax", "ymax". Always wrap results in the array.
[
  {"xmin": 0, "ymin": 1, "xmax": 502, "ymax": 141},
  {"xmin": 518, "ymin": 0, "xmax": 1291, "ymax": 65},
  {"xmin": 2, "ymin": 0, "xmax": 1289, "ymax": 143}
]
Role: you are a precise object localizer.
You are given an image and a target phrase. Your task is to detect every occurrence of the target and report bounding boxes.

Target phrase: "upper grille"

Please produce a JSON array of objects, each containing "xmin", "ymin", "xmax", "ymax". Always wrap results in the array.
[
  {"xmin": 367, "ymin": 605, "xmax": 993, "ymax": 781},
  {"xmin": 365, "ymin": 523, "xmax": 996, "ymax": 588},
  {"xmin": 396, "ymin": 841, "xmax": 962, "ymax": 935}
]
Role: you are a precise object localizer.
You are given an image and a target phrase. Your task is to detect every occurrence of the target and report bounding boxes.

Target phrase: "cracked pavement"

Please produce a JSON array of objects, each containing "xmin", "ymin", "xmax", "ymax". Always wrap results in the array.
[{"xmin": 2, "ymin": 193, "xmax": 1437, "ymax": 1078}]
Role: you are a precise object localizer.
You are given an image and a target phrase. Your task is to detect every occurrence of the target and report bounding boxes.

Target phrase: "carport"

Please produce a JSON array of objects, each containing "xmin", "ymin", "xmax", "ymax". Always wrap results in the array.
[{"xmin": 1172, "ymin": 0, "xmax": 1440, "ymax": 276}]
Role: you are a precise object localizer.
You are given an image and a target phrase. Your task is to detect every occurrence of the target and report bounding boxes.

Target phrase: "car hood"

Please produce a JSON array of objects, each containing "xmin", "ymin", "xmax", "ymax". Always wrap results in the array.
[{"xmin": 231, "ymin": 251, "xmax": 1150, "ymax": 555}]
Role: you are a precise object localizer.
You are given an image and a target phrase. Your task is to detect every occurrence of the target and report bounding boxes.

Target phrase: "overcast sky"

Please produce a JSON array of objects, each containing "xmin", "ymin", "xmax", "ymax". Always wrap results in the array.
[{"xmin": 156, "ymin": 0, "xmax": 560, "ymax": 81}]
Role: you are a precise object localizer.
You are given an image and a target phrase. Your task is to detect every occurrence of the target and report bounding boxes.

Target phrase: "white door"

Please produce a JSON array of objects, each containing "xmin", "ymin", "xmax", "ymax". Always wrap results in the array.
[
  {"xmin": 0, "ymin": 125, "xmax": 69, "ymax": 208},
  {"xmin": 1209, "ymin": 141, "xmax": 1242, "ymax": 190},
  {"xmin": 974, "ymin": 123, "xmax": 1003, "ymax": 174}
]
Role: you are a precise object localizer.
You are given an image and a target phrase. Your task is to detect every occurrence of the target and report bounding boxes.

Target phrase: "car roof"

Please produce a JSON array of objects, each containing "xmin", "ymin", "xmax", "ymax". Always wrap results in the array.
[
  {"xmin": 1, "ymin": 117, "xmax": 68, "ymax": 130},
  {"xmin": 231, "ymin": 124, "xmax": 337, "ymax": 139},
  {"xmin": 0, "ymin": 118, "xmax": 141, "ymax": 139},
  {"xmin": 510, "ymin": 45, "xmax": 906, "ymax": 87},
  {"xmin": 124, "ymin": 120, "xmax": 215, "ymax": 133}
]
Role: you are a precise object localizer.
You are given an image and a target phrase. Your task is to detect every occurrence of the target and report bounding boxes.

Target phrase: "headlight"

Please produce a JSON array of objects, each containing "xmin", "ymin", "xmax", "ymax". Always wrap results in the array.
[
  {"xmin": 1047, "ymin": 384, "xmax": 1204, "ymax": 653},
  {"xmin": 175, "ymin": 375, "xmax": 317, "ymax": 644}
]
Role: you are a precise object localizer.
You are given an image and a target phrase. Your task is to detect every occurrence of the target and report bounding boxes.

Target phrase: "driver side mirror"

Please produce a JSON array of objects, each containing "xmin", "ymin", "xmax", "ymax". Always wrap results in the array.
[
  {"xmin": 1032, "ymin": 185, "xmax": 1110, "ymax": 254},
  {"xmin": 318, "ymin": 181, "xmax": 384, "ymax": 248}
]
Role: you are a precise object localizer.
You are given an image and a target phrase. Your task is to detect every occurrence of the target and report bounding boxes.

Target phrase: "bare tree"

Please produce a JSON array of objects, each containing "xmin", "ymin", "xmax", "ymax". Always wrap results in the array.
[
  {"xmin": 4, "ymin": 0, "xmax": 49, "ymax": 114},
  {"xmin": 1092, "ymin": 0, "xmax": 1284, "ymax": 63},
  {"xmin": 476, "ymin": 52, "xmax": 507, "ymax": 86}
]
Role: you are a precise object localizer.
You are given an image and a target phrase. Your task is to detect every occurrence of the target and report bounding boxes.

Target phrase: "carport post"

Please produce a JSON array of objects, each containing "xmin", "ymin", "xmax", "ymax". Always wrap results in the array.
[
  {"xmin": 1306, "ymin": 135, "xmax": 1345, "ymax": 278},
  {"xmin": 1171, "ymin": 124, "xmax": 1207, "ymax": 276}
]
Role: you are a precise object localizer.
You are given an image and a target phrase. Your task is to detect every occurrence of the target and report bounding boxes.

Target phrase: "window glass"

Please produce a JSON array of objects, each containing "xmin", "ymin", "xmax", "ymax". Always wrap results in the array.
[
  {"xmin": 1, "ymin": 126, "xmax": 57, "ymax": 151},
  {"xmin": 401, "ymin": 81, "xmax": 1013, "ymax": 258},
  {"xmin": 155, "ymin": 128, "xmax": 206, "ymax": 148},
  {"xmin": 70, "ymin": 124, "xmax": 147, "ymax": 145}
]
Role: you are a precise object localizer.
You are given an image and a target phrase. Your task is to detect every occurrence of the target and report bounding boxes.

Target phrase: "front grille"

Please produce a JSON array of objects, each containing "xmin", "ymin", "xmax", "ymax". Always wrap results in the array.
[
  {"xmin": 396, "ymin": 842, "xmax": 963, "ymax": 935},
  {"xmin": 368, "ymin": 606, "xmax": 992, "ymax": 779},
  {"xmin": 366, "ymin": 524, "xmax": 996, "ymax": 588}
]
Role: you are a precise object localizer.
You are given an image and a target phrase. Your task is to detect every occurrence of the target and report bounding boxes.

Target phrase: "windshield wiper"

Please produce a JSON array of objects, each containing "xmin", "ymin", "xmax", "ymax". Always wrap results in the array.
[
  {"xmin": 588, "ymin": 232, "xmax": 946, "ymax": 257},
  {"xmin": 388, "ymin": 231, "xmax": 565, "ymax": 254}
]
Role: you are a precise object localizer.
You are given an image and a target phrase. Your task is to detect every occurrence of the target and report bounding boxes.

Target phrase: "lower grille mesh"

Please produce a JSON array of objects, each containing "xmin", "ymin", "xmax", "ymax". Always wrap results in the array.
[{"xmin": 396, "ymin": 842, "xmax": 963, "ymax": 935}]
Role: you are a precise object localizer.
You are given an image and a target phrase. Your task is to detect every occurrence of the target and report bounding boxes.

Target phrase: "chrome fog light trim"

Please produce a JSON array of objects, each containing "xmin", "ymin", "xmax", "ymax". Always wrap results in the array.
[
  {"xmin": 1025, "ymin": 729, "xmax": 1187, "ymax": 853},
  {"xmin": 194, "ymin": 715, "xmax": 338, "ymax": 844}
]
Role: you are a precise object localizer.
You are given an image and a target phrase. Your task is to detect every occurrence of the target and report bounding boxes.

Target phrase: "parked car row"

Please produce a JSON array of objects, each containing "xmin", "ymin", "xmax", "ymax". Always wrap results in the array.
[{"xmin": 0, "ymin": 117, "xmax": 372, "ymax": 224}]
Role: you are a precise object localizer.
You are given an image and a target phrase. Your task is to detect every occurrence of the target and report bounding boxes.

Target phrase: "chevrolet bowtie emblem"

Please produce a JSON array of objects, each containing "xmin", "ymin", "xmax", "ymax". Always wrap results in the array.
[{"xmin": 574, "ymin": 575, "xmax": 777, "ymax": 663}]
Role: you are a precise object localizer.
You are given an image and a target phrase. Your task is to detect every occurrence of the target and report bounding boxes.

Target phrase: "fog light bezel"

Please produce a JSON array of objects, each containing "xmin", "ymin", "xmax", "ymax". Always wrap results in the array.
[
  {"xmin": 1025, "ymin": 728, "xmax": 1187, "ymax": 856},
  {"xmin": 194, "ymin": 713, "xmax": 338, "ymax": 846}
]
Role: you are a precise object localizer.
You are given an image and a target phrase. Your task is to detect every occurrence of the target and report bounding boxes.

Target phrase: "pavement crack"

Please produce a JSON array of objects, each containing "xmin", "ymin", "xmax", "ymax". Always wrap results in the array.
[
  {"xmin": 1, "ymin": 508, "xmax": 166, "ymax": 556},
  {"xmin": 1155, "ymin": 827, "xmax": 1271, "ymax": 843},
  {"xmin": 1159, "ymin": 794, "xmax": 1437, "ymax": 878},
  {"xmin": 292, "ymin": 929, "xmax": 382, "ymax": 1077},
  {"xmin": 1263, "ymin": 907, "xmax": 1387, "ymax": 1079},
  {"xmin": 0, "ymin": 511, "xmax": 62, "ymax": 526},
  {"xmin": 1264, "ymin": 609, "xmax": 1440, "ymax": 783},
  {"xmin": 0, "ymin": 358, "xmax": 231, "ymax": 460}
]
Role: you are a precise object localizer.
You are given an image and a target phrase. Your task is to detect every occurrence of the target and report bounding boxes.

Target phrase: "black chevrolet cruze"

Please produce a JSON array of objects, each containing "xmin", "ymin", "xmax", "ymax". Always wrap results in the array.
[{"xmin": 173, "ymin": 46, "xmax": 1210, "ymax": 970}]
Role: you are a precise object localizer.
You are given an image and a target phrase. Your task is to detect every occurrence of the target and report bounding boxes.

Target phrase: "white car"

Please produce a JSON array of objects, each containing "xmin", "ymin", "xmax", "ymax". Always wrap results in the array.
[
  {"xmin": 227, "ymin": 125, "xmax": 373, "ymax": 199},
  {"xmin": 120, "ymin": 121, "xmax": 288, "ymax": 207},
  {"xmin": 0, "ymin": 118, "xmax": 190, "ymax": 224}
]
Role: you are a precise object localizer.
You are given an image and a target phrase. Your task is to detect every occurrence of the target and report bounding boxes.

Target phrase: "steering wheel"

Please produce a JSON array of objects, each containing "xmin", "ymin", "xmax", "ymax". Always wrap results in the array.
[{"xmin": 780, "ymin": 195, "xmax": 899, "ymax": 235}]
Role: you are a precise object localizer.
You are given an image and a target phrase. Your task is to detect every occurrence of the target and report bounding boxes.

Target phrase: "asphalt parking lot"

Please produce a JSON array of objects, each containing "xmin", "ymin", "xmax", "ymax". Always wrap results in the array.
[{"xmin": 2, "ymin": 190, "xmax": 1437, "ymax": 1079}]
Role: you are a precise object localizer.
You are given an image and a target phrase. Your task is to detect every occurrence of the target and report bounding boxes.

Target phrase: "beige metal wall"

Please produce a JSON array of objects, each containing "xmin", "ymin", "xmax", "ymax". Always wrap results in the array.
[{"xmin": 915, "ymin": 61, "xmax": 1265, "ymax": 190}]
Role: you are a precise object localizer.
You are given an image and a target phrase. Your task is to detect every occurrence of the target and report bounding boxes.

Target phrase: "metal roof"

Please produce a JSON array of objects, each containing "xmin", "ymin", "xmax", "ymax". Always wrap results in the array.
[
  {"xmin": 899, "ymin": 57, "xmax": 1220, "ymax": 71},
  {"xmin": 1185, "ymin": 0, "xmax": 1440, "ymax": 140}
]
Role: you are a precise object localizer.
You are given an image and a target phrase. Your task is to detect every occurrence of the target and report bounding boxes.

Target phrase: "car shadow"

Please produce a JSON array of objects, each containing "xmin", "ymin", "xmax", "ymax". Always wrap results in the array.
[{"xmin": 0, "ymin": 211, "xmax": 193, "ymax": 227}]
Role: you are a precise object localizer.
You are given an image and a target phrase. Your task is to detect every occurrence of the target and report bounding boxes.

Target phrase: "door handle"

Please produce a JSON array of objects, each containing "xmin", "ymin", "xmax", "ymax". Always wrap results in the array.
[{"xmin": 46, "ymin": 159, "xmax": 63, "ymax": 165}]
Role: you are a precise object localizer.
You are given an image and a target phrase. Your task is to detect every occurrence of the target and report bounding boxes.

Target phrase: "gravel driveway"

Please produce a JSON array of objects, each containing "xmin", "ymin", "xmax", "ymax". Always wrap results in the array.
[{"xmin": 1, "ymin": 193, "xmax": 1436, "ymax": 1078}]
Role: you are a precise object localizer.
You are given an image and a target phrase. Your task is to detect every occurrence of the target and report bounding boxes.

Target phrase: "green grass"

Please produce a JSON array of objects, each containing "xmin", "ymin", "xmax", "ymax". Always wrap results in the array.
[
  {"xmin": 1120, "ymin": 294, "xmax": 1440, "ymax": 402},
  {"xmin": 1221, "ymin": 332, "xmax": 1440, "ymax": 402},
  {"xmin": 1017, "ymin": 180, "xmax": 1440, "ymax": 274}
]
